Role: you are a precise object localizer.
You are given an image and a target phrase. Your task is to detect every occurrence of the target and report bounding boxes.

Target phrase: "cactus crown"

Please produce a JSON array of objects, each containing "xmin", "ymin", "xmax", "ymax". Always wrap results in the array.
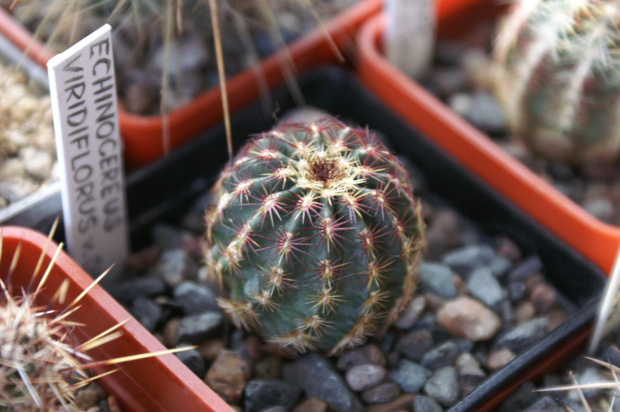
[
  {"xmin": 204, "ymin": 117, "xmax": 425, "ymax": 355},
  {"xmin": 492, "ymin": 0, "xmax": 620, "ymax": 164}
]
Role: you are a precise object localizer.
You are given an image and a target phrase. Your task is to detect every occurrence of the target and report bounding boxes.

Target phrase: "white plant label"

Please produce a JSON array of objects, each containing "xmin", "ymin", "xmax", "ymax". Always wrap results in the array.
[
  {"xmin": 385, "ymin": 0, "xmax": 435, "ymax": 79},
  {"xmin": 589, "ymin": 245, "xmax": 620, "ymax": 354},
  {"xmin": 47, "ymin": 25, "xmax": 128, "ymax": 279}
]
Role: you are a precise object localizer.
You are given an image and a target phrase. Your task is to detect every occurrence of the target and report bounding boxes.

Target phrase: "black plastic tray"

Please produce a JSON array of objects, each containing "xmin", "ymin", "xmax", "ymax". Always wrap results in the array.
[{"xmin": 18, "ymin": 67, "xmax": 608, "ymax": 410}]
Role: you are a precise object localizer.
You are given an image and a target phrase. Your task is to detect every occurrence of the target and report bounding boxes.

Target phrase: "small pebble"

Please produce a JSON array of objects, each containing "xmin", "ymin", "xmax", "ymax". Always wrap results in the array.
[
  {"xmin": 283, "ymin": 353, "xmax": 364, "ymax": 412},
  {"xmin": 337, "ymin": 344, "xmax": 386, "ymax": 371},
  {"xmin": 486, "ymin": 348, "xmax": 516, "ymax": 370},
  {"xmin": 496, "ymin": 317, "xmax": 549, "ymax": 353},
  {"xmin": 508, "ymin": 282, "xmax": 527, "ymax": 303},
  {"xmin": 244, "ymin": 380, "xmax": 302, "ymax": 412},
  {"xmin": 508, "ymin": 256, "xmax": 543, "ymax": 283},
  {"xmin": 205, "ymin": 350, "xmax": 251, "ymax": 404},
  {"xmin": 74, "ymin": 387, "xmax": 101, "ymax": 410},
  {"xmin": 424, "ymin": 367, "xmax": 460, "ymax": 407},
  {"xmin": 523, "ymin": 396, "xmax": 563, "ymax": 412},
  {"xmin": 395, "ymin": 329, "xmax": 434, "ymax": 361},
  {"xmin": 155, "ymin": 249, "xmax": 199, "ymax": 286},
  {"xmin": 419, "ymin": 262, "xmax": 458, "ymax": 298},
  {"xmin": 514, "ymin": 301, "xmax": 536, "ymax": 324},
  {"xmin": 395, "ymin": 296, "xmax": 426, "ymax": 329},
  {"xmin": 421, "ymin": 341, "xmax": 460, "ymax": 370},
  {"xmin": 254, "ymin": 356, "xmax": 282, "ymax": 380},
  {"xmin": 361, "ymin": 383, "xmax": 401, "ymax": 405},
  {"xmin": 173, "ymin": 281, "xmax": 219, "ymax": 315},
  {"xmin": 366, "ymin": 393, "xmax": 417, "ymax": 412},
  {"xmin": 463, "ymin": 91, "xmax": 507, "ymax": 135},
  {"xmin": 498, "ymin": 381, "xmax": 539, "ymax": 411},
  {"xmin": 345, "ymin": 364, "xmax": 387, "ymax": 392},
  {"xmin": 442, "ymin": 244, "xmax": 497, "ymax": 276},
  {"xmin": 437, "ymin": 297, "xmax": 502, "ymax": 341},
  {"xmin": 129, "ymin": 297, "xmax": 162, "ymax": 332},
  {"xmin": 177, "ymin": 311, "xmax": 223, "ymax": 344},
  {"xmin": 293, "ymin": 397, "xmax": 328, "ymax": 412},
  {"xmin": 568, "ymin": 367, "xmax": 608, "ymax": 401},
  {"xmin": 390, "ymin": 359, "xmax": 432, "ymax": 393},
  {"xmin": 413, "ymin": 395, "xmax": 444, "ymax": 412},
  {"xmin": 529, "ymin": 282, "xmax": 557, "ymax": 313},
  {"xmin": 467, "ymin": 267, "xmax": 503, "ymax": 308},
  {"xmin": 455, "ymin": 352, "xmax": 485, "ymax": 377},
  {"xmin": 496, "ymin": 236, "xmax": 522, "ymax": 263},
  {"xmin": 175, "ymin": 346, "xmax": 206, "ymax": 378}
]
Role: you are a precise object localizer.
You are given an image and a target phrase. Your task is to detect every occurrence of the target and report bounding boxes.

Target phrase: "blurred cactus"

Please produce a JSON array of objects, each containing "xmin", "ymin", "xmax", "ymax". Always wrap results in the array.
[
  {"xmin": 204, "ymin": 116, "xmax": 425, "ymax": 355},
  {"xmin": 0, "ymin": 227, "xmax": 185, "ymax": 410},
  {"xmin": 492, "ymin": 0, "xmax": 620, "ymax": 165},
  {"xmin": 1, "ymin": 278, "xmax": 86, "ymax": 410}
]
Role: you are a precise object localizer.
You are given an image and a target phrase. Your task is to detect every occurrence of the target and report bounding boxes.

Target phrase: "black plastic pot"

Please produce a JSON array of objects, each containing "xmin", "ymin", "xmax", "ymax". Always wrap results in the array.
[{"xmin": 14, "ymin": 67, "xmax": 607, "ymax": 410}]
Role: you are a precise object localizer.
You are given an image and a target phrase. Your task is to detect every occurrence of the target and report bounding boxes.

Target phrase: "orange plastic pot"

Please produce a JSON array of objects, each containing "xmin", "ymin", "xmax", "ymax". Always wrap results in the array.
[
  {"xmin": 357, "ymin": 2, "xmax": 620, "ymax": 274},
  {"xmin": 0, "ymin": 0, "xmax": 381, "ymax": 170},
  {"xmin": 0, "ymin": 226, "xmax": 233, "ymax": 412}
]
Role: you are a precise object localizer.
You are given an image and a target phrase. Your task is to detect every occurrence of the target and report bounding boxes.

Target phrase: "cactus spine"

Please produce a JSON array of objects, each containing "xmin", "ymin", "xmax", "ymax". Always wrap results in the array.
[
  {"xmin": 204, "ymin": 117, "xmax": 425, "ymax": 355},
  {"xmin": 1, "ymin": 280, "xmax": 83, "ymax": 410},
  {"xmin": 492, "ymin": 0, "xmax": 620, "ymax": 164}
]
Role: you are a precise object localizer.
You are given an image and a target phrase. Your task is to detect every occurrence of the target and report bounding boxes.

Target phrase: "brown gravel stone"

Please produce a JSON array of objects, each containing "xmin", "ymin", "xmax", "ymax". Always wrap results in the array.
[
  {"xmin": 423, "ymin": 293, "xmax": 446, "ymax": 312},
  {"xmin": 548, "ymin": 308, "xmax": 568, "ymax": 330},
  {"xmin": 437, "ymin": 297, "xmax": 501, "ymax": 341},
  {"xmin": 453, "ymin": 274, "xmax": 468, "ymax": 296},
  {"xmin": 425, "ymin": 209, "xmax": 462, "ymax": 258},
  {"xmin": 366, "ymin": 393, "xmax": 416, "ymax": 412},
  {"xmin": 487, "ymin": 348, "xmax": 516, "ymax": 370},
  {"xmin": 495, "ymin": 235, "xmax": 522, "ymax": 263},
  {"xmin": 361, "ymin": 382, "xmax": 401, "ymax": 405},
  {"xmin": 254, "ymin": 356, "xmax": 282, "ymax": 380},
  {"xmin": 163, "ymin": 318, "xmax": 180, "ymax": 347},
  {"xmin": 125, "ymin": 245, "xmax": 163, "ymax": 273},
  {"xmin": 293, "ymin": 397, "xmax": 328, "ymax": 412},
  {"xmin": 514, "ymin": 301, "xmax": 536, "ymax": 324},
  {"xmin": 107, "ymin": 395, "xmax": 122, "ymax": 412},
  {"xmin": 529, "ymin": 282, "xmax": 557, "ymax": 313},
  {"xmin": 337, "ymin": 344, "xmax": 386, "ymax": 371},
  {"xmin": 74, "ymin": 387, "xmax": 100, "ymax": 410},
  {"xmin": 205, "ymin": 350, "xmax": 251, "ymax": 403},
  {"xmin": 242, "ymin": 334, "xmax": 263, "ymax": 362},
  {"xmin": 524, "ymin": 273, "xmax": 545, "ymax": 292},
  {"xmin": 198, "ymin": 339, "xmax": 226, "ymax": 360}
]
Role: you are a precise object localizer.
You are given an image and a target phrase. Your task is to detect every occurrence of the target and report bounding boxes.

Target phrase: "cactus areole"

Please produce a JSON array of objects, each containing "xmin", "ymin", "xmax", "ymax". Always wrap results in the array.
[
  {"xmin": 493, "ymin": 0, "xmax": 620, "ymax": 165},
  {"xmin": 204, "ymin": 117, "xmax": 425, "ymax": 355}
]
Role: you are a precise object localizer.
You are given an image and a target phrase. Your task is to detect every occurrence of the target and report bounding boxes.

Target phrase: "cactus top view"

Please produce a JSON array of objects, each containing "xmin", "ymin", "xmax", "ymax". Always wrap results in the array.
[
  {"xmin": 204, "ymin": 116, "xmax": 425, "ymax": 355},
  {"xmin": 492, "ymin": 0, "xmax": 620, "ymax": 165}
]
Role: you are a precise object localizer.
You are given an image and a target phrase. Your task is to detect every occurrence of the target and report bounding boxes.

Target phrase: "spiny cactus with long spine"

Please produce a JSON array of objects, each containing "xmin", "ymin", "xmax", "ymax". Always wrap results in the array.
[
  {"xmin": 0, "ymin": 226, "xmax": 187, "ymax": 410},
  {"xmin": 492, "ymin": 0, "xmax": 620, "ymax": 165},
  {"xmin": 0, "ymin": 280, "xmax": 86, "ymax": 410},
  {"xmin": 204, "ymin": 116, "xmax": 425, "ymax": 355}
]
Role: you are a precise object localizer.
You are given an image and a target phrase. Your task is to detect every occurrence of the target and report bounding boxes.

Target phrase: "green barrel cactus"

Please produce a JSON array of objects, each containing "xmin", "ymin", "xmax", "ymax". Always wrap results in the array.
[
  {"xmin": 204, "ymin": 117, "xmax": 425, "ymax": 355},
  {"xmin": 492, "ymin": 0, "xmax": 620, "ymax": 164}
]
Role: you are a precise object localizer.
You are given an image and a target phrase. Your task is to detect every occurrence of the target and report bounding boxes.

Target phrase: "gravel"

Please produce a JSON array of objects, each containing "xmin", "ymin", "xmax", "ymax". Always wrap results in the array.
[
  {"xmin": 0, "ymin": 56, "xmax": 56, "ymax": 210},
  {"xmin": 109, "ymin": 154, "xmax": 569, "ymax": 411},
  {"xmin": 426, "ymin": 39, "xmax": 620, "ymax": 226}
]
